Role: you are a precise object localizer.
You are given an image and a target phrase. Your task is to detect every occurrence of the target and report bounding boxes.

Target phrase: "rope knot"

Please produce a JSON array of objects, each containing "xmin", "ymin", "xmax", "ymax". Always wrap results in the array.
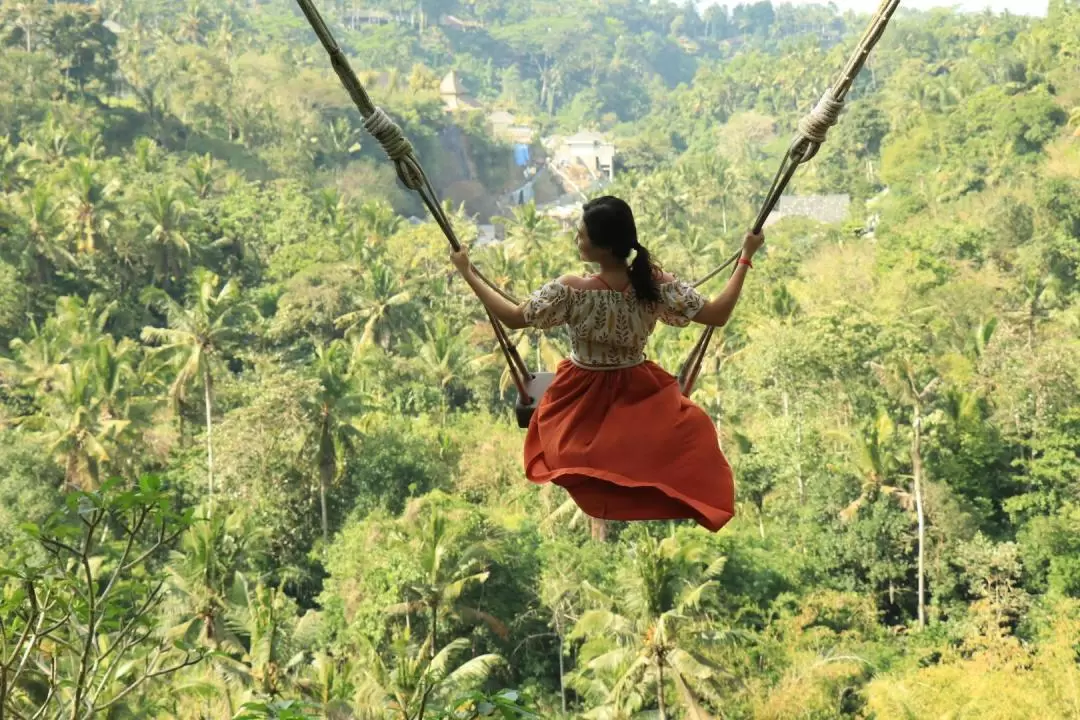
[
  {"xmin": 364, "ymin": 107, "xmax": 424, "ymax": 190},
  {"xmin": 797, "ymin": 90, "xmax": 844, "ymax": 145}
]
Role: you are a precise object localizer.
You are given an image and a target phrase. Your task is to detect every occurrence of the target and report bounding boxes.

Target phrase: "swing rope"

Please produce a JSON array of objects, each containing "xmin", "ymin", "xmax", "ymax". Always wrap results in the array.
[
  {"xmin": 677, "ymin": 0, "xmax": 901, "ymax": 395},
  {"xmin": 296, "ymin": 0, "xmax": 900, "ymax": 417},
  {"xmin": 295, "ymin": 0, "xmax": 532, "ymax": 404}
]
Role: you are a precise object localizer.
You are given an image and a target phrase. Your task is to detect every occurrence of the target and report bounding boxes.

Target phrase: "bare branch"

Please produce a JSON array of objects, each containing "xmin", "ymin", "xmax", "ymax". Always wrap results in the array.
[
  {"xmin": 37, "ymin": 537, "xmax": 82, "ymax": 560},
  {"xmin": 71, "ymin": 510, "xmax": 105, "ymax": 718},
  {"xmin": 120, "ymin": 517, "xmax": 178, "ymax": 574},
  {"xmin": 511, "ymin": 632, "xmax": 557, "ymax": 659},
  {"xmin": 7, "ymin": 703, "xmax": 32, "ymax": 720},
  {"xmin": 91, "ymin": 651, "xmax": 201, "ymax": 715},
  {"xmin": 415, "ymin": 680, "xmax": 436, "ymax": 720},
  {"xmin": 28, "ymin": 656, "xmax": 59, "ymax": 720},
  {"xmin": 99, "ymin": 507, "xmax": 149, "ymax": 604},
  {"xmin": 94, "ymin": 579, "xmax": 167, "ymax": 666},
  {"xmin": 9, "ymin": 602, "xmax": 48, "ymax": 692}
]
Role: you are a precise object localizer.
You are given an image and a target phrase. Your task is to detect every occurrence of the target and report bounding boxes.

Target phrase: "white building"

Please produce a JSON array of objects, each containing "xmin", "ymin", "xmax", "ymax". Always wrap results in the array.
[{"xmin": 548, "ymin": 131, "xmax": 615, "ymax": 181}]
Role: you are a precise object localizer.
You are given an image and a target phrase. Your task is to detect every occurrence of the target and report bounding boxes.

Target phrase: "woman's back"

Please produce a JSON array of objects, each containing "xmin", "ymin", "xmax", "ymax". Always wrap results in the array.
[
  {"xmin": 447, "ymin": 194, "xmax": 760, "ymax": 535},
  {"xmin": 522, "ymin": 273, "xmax": 706, "ymax": 369}
]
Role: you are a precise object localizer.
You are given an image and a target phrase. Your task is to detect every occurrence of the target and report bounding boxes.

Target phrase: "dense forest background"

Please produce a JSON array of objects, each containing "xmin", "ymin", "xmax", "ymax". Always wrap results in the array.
[{"xmin": 2, "ymin": 0, "xmax": 1080, "ymax": 717}]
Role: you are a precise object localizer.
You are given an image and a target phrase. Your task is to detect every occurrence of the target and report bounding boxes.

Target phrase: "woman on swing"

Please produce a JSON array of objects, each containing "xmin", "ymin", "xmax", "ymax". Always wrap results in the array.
[{"xmin": 450, "ymin": 195, "xmax": 764, "ymax": 533}]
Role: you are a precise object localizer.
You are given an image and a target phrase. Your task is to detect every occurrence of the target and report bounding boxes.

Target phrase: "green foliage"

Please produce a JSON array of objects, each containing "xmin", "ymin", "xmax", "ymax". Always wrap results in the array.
[
  {"xmin": 434, "ymin": 689, "xmax": 539, "ymax": 719},
  {"xmin": 0, "ymin": 477, "xmax": 200, "ymax": 718},
  {"xmin": 1, "ymin": 0, "xmax": 1079, "ymax": 716},
  {"xmin": 234, "ymin": 698, "xmax": 319, "ymax": 719},
  {"xmin": 0, "ymin": 440, "xmax": 62, "ymax": 549}
]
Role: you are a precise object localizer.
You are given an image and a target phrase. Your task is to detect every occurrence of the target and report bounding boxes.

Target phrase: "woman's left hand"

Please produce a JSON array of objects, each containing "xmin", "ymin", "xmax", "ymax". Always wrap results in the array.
[{"xmin": 449, "ymin": 247, "xmax": 472, "ymax": 275}]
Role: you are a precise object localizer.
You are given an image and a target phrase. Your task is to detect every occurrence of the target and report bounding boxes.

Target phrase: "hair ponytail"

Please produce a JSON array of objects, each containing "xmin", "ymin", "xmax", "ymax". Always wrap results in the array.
[
  {"xmin": 628, "ymin": 244, "xmax": 660, "ymax": 303},
  {"xmin": 582, "ymin": 195, "xmax": 660, "ymax": 303}
]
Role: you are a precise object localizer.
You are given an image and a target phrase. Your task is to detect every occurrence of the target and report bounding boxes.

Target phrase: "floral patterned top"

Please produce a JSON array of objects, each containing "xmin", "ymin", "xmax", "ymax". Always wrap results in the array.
[{"xmin": 521, "ymin": 277, "xmax": 707, "ymax": 368}]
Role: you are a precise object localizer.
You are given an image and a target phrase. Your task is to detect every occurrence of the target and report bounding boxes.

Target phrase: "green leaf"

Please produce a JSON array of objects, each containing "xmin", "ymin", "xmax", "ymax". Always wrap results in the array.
[
  {"xmin": 100, "ymin": 476, "xmax": 124, "ymax": 494},
  {"xmin": 51, "ymin": 522, "xmax": 84, "ymax": 541},
  {"xmin": 140, "ymin": 474, "xmax": 162, "ymax": 493},
  {"xmin": 182, "ymin": 619, "xmax": 202, "ymax": 646}
]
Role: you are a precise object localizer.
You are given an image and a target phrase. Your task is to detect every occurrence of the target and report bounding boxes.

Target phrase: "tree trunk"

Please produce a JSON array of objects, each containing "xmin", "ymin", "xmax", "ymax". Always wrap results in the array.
[
  {"xmin": 590, "ymin": 518, "xmax": 607, "ymax": 543},
  {"xmin": 912, "ymin": 406, "xmax": 926, "ymax": 630},
  {"xmin": 656, "ymin": 657, "xmax": 668, "ymax": 720},
  {"xmin": 318, "ymin": 420, "xmax": 332, "ymax": 543},
  {"xmin": 756, "ymin": 504, "xmax": 766, "ymax": 540},
  {"xmin": 783, "ymin": 390, "xmax": 806, "ymax": 500},
  {"xmin": 795, "ymin": 404, "xmax": 805, "ymax": 501},
  {"xmin": 556, "ymin": 616, "xmax": 567, "ymax": 714},
  {"xmin": 1027, "ymin": 289, "xmax": 1039, "ymax": 351},
  {"xmin": 202, "ymin": 364, "xmax": 216, "ymax": 516},
  {"xmin": 320, "ymin": 469, "xmax": 330, "ymax": 543},
  {"xmin": 430, "ymin": 603, "xmax": 438, "ymax": 660},
  {"xmin": 1, "ymin": 654, "xmax": 8, "ymax": 715}
]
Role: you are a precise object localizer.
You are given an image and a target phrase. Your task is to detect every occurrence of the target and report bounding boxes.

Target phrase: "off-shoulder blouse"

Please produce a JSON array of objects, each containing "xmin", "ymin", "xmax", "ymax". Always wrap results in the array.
[{"xmin": 521, "ymin": 278, "xmax": 706, "ymax": 368}]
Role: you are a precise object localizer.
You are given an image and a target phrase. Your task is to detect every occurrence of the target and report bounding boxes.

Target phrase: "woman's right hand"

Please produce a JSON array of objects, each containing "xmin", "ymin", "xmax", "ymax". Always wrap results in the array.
[
  {"xmin": 742, "ymin": 229, "xmax": 765, "ymax": 257},
  {"xmin": 449, "ymin": 246, "xmax": 473, "ymax": 276}
]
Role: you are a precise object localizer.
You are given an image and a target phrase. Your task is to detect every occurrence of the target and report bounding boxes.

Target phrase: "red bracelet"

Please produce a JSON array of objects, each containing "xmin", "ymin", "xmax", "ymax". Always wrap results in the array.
[{"xmin": 737, "ymin": 257, "xmax": 753, "ymax": 269}]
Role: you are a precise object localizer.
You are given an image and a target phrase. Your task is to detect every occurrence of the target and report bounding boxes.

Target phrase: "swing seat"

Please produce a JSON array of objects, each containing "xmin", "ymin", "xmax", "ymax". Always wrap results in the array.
[{"xmin": 515, "ymin": 372, "xmax": 556, "ymax": 428}]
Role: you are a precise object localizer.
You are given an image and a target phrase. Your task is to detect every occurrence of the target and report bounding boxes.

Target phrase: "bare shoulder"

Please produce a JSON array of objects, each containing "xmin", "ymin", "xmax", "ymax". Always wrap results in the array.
[{"xmin": 556, "ymin": 274, "xmax": 592, "ymax": 289}]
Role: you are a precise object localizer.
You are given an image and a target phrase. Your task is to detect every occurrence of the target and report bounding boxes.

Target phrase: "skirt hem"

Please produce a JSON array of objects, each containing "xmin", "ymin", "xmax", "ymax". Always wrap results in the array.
[{"xmin": 526, "ymin": 461, "xmax": 734, "ymax": 533}]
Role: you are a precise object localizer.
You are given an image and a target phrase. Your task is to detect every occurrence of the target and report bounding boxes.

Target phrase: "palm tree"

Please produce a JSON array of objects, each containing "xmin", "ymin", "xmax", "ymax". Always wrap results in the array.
[
  {"xmin": 336, "ymin": 263, "xmax": 414, "ymax": 347},
  {"xmin": 141, "ymin": 184, "xmax": 193, "ymax": 290},
  {"xmin": 495, "ymin": 203, "xmax": 558, "ymax": 257},
  {"xmin": 3, "ymin": 295, "xmax": 146, "ymax": 489},
  {"xmin": 530, "ymin": 571, "xmax": 576, "ymax": 714},
  {"xmin": 834, "ymin": 410, "xmax": 912, "ymax": 523},
  {"xmin": 61, "ymin": 159, "xmax": 119, "ymax": 255},
  {"xmin": 163, "ymin": 509, "xmax": 269, "ymax": 702},
  {"xmin": 184, "ymin": 153, "xmax": 218, "ymax": 200},
  {"xmin": 26, "ymin": 112, "xmax": 76, "ymax": 165},
  {"xmin": 178, "ymin": 0, "xmax": 208, "ymax": 44},
  {"xmin": 353, "ymin": 629, "xmax": 506, "ymax": 720},
  {"xmin": 226, "ymin": 574, "xmax": 307, "ymax": 698},
  {"xmin": 385, "ymin": 507, "xmax": 509, "ymax": 658},
  {"xmin": 0, "ymin": 135, "xmax": 31, "ymax": 192},
  {"xmin": 302, "ymin": 339, "xmax": 371, "ymax": 542},
  {"xmin": 568, "ymin": 533, "xmax": 733, "ymax": 719},
  {"xmin": 18, "ymin": 183, "xmax": 74, "ymax": 283},
  {"xmin": 539, "ymin": 489, "xmax": 609, "ymax": 543},
  {"xmin": 174, "ymin": 570, "xmax": 312, "ymax": 718},
  {"xmin": 12, "ymin": 0, "xmax": 45, "ymax": 53},
  {"xmin": 296, "ymin": 651, "xmax": 357, "ymax": 718},
  {"xmin": 868, "ymin": 359, "xmax": 941, "ymax": 630},
  {"xmin": 472, "ymin": 240, "xmax": 525, "ymax": 298},
  {"xmin": 355, "ymin": 199, "xmax": 404, "ymax": 243},
  {"xmin": 413, "ymin": 316, "xmax": 478, "ymax": 407},
  {"xmin": 23, "ymin": 356, "xmax": 128, "ymax": 489},
  {"xmin": 141, "ymin": 269, "xmax": 251, "ymax": 513},
  {"xmin": 672, "ymin": 226, "xmax": 716, "ymax": 280}
]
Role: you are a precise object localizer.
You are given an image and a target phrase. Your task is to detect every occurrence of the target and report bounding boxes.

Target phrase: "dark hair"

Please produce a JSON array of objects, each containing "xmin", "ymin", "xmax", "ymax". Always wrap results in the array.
[{"xmin": 581, "ymin": 195, "xmax": 660, "ymax": 303}]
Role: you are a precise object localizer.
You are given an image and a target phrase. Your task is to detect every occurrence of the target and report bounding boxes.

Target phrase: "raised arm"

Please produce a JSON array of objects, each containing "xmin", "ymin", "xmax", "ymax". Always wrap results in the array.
[
  {"xmin": 449, "ymin": 247, "xmax": 529, "ymax": 329},
  {"xmin": 691, "ymin": 230, "xmax": 764, "ymax": 328}
]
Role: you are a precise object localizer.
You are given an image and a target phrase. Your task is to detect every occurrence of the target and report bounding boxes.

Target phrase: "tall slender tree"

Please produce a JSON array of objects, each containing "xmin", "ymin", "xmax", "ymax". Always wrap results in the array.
[{"xmin": 141, "ymin": 269, "xmax": 251, "ymax": 514}]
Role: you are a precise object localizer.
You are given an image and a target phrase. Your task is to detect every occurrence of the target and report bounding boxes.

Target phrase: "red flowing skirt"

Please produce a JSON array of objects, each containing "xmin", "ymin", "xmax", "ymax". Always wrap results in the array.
[{"xmin": 524, "ymin": 359, "xmax": 735, "ymax": 532}]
